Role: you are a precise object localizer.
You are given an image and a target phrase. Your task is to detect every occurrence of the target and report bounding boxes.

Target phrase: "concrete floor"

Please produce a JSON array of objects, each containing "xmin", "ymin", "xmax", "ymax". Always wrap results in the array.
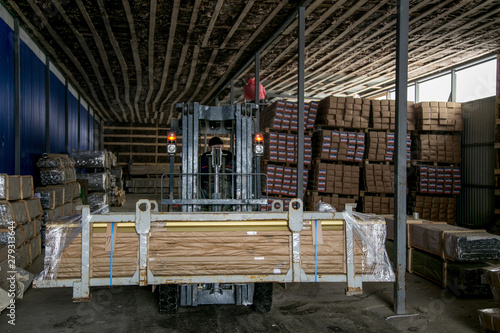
[{"xmin": 0, "ymin": 194, "xmax": 495, "ymax": 332}]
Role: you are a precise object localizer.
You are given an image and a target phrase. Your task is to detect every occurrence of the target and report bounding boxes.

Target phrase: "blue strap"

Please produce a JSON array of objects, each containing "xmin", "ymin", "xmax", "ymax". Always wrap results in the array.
[
  {"xmin": 110, "ymin": 222, "xmax": 114, "ymax": 286},
  {"xmin": 314, "ymin": 220, "xmax": 318, "ymax": 283}
]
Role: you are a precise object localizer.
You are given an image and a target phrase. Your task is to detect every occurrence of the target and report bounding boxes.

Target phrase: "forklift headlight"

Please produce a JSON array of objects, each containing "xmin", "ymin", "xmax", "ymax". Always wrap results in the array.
[
  {"xmin": 254, "ymin": 143, "xmax": 264, "ymax": 156},
  {"xmin": 167, "ymin": 143, "xmax": 177, "ymax": 155}
]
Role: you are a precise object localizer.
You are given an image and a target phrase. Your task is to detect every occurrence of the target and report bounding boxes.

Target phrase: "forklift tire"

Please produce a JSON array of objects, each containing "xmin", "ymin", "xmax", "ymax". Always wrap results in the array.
[
  {"xmin": 253, "ymin": 283, "xmax": 273, "ymax": 313},
  {"xmin": 157, "ymin": 284, "xmax": 179, "ymax": 314}
]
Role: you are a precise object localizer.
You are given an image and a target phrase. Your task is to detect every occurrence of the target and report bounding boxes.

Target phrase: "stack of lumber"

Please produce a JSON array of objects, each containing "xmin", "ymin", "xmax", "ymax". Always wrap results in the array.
[{"xmin": 0, "ymin": 174, "xmax": 43, "ymax": 270}]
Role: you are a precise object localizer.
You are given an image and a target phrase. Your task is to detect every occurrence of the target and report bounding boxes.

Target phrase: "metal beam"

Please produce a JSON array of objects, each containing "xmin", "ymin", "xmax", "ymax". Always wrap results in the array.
[
  {"xmin": 78, "ymin": 95, "xmax": 81, "ymax": 151},
  {"xmin": 297, "ymin": 6, "xmax": 305, "ymax": 201},
  {"xmin": 230, "ymin": 79, "xmax": 235, "ymax": 105},
  {"xmin": 14, "ymin": 18, "xmax": 20, "ymax": 175},
  {"xmin": 394, "ymin": 0, "xmax": 409, "ymax": 315},
  {"xmin": 65, "ymin": 81, "xmax": 69, "ymax": 154}
]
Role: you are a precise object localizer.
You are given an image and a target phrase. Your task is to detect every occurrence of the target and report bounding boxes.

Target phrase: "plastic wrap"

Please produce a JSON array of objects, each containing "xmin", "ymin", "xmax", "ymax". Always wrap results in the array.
[
  {"xmin": 443, "ymin": 231, "xmax": 500, "ymax": 261},
  {"xmin": 73, "ymin": 150, "xmax": 108, "ymax": 168},
  {"xmin": 40, "ymin": 167, "xmax": 76, "ymax": 185},
  {"xmin": 88, "ymin": 193, "xmax": 109, "ymax": 212},
  {"xmin": 343, "ymin": 210, "xmax": 395, "ymax": 282},
  {"xmin": 0, "ymin": 174, "xmax": 6, "ymax": 199},
  {"xmin": 36, "ymin": 205, "xmax": 108, "ymax": 282},
  {"xmin": 317, "ymin": 200, "xmax": 336, "ymax": 213},
  {"xmin": 36, "ymin": 154, "xmax": 75, "ymax": 168},
  {"xmin": 77, "ymin": 173, "xmax": 108, "ymax": 192},
  {"xmin": 0, "ymin": 174, "xmax": 21, "ymax": 200},
  {"xmin": 0, "ymin": 203, "xmax": 14, "ymax": 228}
]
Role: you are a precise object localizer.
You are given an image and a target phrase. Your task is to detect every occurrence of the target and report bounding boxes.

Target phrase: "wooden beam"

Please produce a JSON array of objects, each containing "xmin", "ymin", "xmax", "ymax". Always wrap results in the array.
[
  {"xmin": 201, "ymin": 0, "xmax": 225, "ymax": 48},
  {"xmin": 122, "ymin": 0, "xmax": 143, "ymax": 123},
  {"xmin": 220, "ymin": 0, "xmax": 255, "ymax": 49},
  {"xmin": 152, "ymin": 0, "xmax": 181, "ymax": 119},
  {"xmin": 201, "ymin": 1, "xmax": 288, "ymax": 105},
  {"xmin": 96, "ymin": 0, "xmax": 136, "ymax": 123},
  {"xmin": 164, "ymin": 46, "xmax": 201, "ymax": 123},
  {"xmin": 145, "ymin": 0, "xmax": 157, "ymax": 121},
  {"xmin": 75, "ymin": 0, "xmax": 128, "ymax": 122},
  {"xmin": 158, "ymin": 0, "xmax": 202, "ymax": 120}
]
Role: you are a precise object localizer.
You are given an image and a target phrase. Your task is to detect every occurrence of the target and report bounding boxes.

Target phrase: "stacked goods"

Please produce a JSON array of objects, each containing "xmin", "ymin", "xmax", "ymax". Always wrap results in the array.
[
  {"xmin": 311, "ymin": 163, "xmax": 360, "ymax": 196},
  {"xmin": 408, "ymin": 223, "xmax": 500, "ymax": 261},
  {"xmin": 412, "ymin": 195, "xmax": 456, "ymax": 224},
  {"xmin": 74, "ymin": 150, "xmax": 119, "ymax": 210},
  {"xmin": 371, "ymin": 100, "xmax": 395, "ymax": 130},
  {"xmin": 407, "ymin": 101, "xmax": 417, "ymax": 131},
  {"xmin": 408, "ymin": 248, "xmax": 492, "ymax": 297},
  {"xmin": 415, "ymin": 102, "xmax": 463, "ymax": 131},
  {"xmin": 484, "ymin": 266, "xmax": 500, "ymax": 300},
  {"xmin": 317, "ymin": 97, "xmax": 370, "ymax": 129},
  {"xmin": 264, "ymin": 132, "xmax": 313, "ymax": 165},
  {"xmin": 478, "ymin": 308, "xmax": 500, "ymax": 332},
  {"xmin": 307, "ymin": 195, "xmax": 356, "ymax": 212},
  {"xmin": 416, "ymin": 165, "xmax": 461, "ymax": 195},
  {"xmin": 0, "ymin": 176, "xmax": 43, "ymax": 270},
  {"xmin": 362, "ymin": 196, "xmax": 394, "ymax": 215},
  {"xmin": 260, "ymin": 100, "xmax": 318, "ymax": 131},
  {"xmin": 414, "ymin": 134, "xmax": 461, "ymax": 163},
  {"xmin": 366, "ymin": 132, "xmax": 411, "ymax": 162},
  {"xmin": 35, "ymin": 182, "xmax": 81, "ymax": 246},
  {"xmin": 264, "ymin": 165, "xmax": 308, "ymax": 197},
  {"xmin": 109, "ymin": 167, "xmax": 126, "ymax": 206},
  {"xmin": 37, "ymin": 154, "xmax": 77, "ymax": 186},
  {"xmin": 313, "ymin": 130, "xmax": 365, "ymax": 162},
  {"xmin": 363, "ymin": 164, "xmax": 394, "ymax": 193}
]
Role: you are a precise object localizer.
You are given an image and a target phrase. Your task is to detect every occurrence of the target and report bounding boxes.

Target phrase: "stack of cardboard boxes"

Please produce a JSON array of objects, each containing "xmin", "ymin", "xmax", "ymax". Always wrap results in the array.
[
  {"xmin": 0, "ymin": 174, "xmax": 43, "ymax": 270},
  {"xmin": 371, "ymin": 100, "xmax": 416, "ymax": 131},
  {"xmin": 416, "ymin": 165, "xmax": 461, "ymax": 195},
  {"xmin": 260, "ymin": 100, "xmax": 318, "ymax": 131},
  {"xmin": 317, "ymin": 97, "xmax": 370, "ymax": 129},
  {"xmin": 363, "ymin": 196, "xmax": 394, "ymax": 215},
  {"xmin": 415, "ymin": 101, "xmax": 463, "ymax": 131},
  {"xmin": 414, "ymin": 134, "xmax": 461, "ymax": 163},
  {"xmin": 314, "ymin": 130, "xmax": 365, "ymax": 162},
  {"xmin": 311, "ymin": 163, "xmax": 360, "ymax": 196},
  {"xmin": 264, "ymin": 132, "xmax": 312, "ymax": 165},
  {"xmin": 412, "ymin": 195, "xmax": 457, "ymax": 224},
  {"xmin": 366, "ymin": 131, "xmax": 411, "ymax": 162},
  {"xmin": 264, "ymin": 165, "xmax": 308, "ymax": 197},
  {"xmin": 363, "ymin": 164, "xmax": 395, "ymax": 194}
]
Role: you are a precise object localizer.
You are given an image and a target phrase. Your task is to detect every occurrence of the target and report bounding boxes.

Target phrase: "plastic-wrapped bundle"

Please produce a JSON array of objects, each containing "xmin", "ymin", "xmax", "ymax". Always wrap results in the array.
[
  {"xmin": 73, "ymin": 150, "xmax": 107, "ymax": 168},
  {"xmin": 36, "ymin": 154, "xmax": 75, "ymax": 168},
  {"xmin": 64, "ymin": 168, "xmax": 77, "ymax": 183},
  {"xmin": 0, "ymin": 174, "xmax": 5, "ymax": 199},
  {"xmin": 344, "ymin": 210, "xmax": 395, "ymax": 282},
  {"xmin": 110, "ymin": 167, "xmax": 122, "ymax": 179},
  {"xmin": 76, "ymin": 173, "xmax": 108, "ymax": 192},
  {"xmin": 88, "ymin": 192, "xmax": 108, "ymax": 212},
  {"xmin": 40, "ymin": 168, "xmax": 66, "ymax": 185}
]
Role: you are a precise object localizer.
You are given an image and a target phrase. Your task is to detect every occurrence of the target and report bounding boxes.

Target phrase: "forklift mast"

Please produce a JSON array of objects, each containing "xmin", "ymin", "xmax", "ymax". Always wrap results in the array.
[{"xmin": 164, "ymin": 102, "xmax": 266, "ymax": 212}]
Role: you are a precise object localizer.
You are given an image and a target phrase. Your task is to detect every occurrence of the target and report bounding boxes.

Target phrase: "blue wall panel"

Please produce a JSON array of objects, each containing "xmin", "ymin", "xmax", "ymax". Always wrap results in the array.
[
  {"xmin": 79, "ymin": 105, "xmax": 88, "ymax": 151},
  {"xmin": 89, "ymin": 114, "xmax": 94, "ymax": 149},
  {"xmin": 67, "ymin": 93, "xmax": 79, "ymax": 154},
  {"xmin": 20, "ymin": 40, "xmax": 46, "ymax": 176},
  {"xmin": 0, "ymin": 19, "xmax": 15, "ymax": 174},
  {"xmin": 49, "ymin": 72, "xmax": 65, "ymax": 153}
]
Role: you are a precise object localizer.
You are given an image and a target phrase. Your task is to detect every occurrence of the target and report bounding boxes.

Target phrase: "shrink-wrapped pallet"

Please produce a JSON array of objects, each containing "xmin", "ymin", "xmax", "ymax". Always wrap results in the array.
[{"xmin": 77, "ymin": 173, "xmax": 108, "ymax": 192}]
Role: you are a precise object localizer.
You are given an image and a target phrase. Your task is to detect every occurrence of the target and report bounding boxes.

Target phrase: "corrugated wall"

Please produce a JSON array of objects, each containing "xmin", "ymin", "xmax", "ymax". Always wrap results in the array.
[
  {"xmin": 0, "ymin": 17, "xmax": 15, "ymax": 175},
  {"xmin": 457, "ymin": 97, "xmax": 496, "ymax": 228},
  {"xmin": 67, "ymin": 90, "xmax": 79, "ymax": 154},
  {"xmin": 89, "ymin": 113, "xmax": 94, "ymax": 149},
  {"xmin": 79, "ymin": 104, "xmax": 88, "ymax": 151},
  {"xmin": 20, "ymin": 39, "xmax": 46, "ymax": 176},
  {"xmin": 49, "ymin": 71, "xmax": 66, "ymax": 153}
]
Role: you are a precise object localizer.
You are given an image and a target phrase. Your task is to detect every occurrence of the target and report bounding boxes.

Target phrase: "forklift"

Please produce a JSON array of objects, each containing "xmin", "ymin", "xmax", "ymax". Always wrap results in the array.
[{"xmin": 159, "ymin": 102, "xmax": 272, "ymax": 313}]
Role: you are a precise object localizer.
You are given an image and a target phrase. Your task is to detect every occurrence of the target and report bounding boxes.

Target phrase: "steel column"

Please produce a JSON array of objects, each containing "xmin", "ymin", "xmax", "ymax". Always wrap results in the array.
[
  {"xmin": 297, "ymin": 6, "xmax": 305, "ymax": 200},
  {"xmin": 254, "ymin": 52, "xmax": 261, "ymax": 203},
  {"xmin": 394, "ymin": 0, "xmax": 409, "ymax": 315},
  {"xmin": 451, "ymin": 69, "xmax": 457, "ymax": 102},
  {"xmin": 14, "ymin": 18, "xmax": 21, "ymax": 175},
  {"xmin": 45, "ymin": 57, "xmax": 50, "ymax": 153},
  {"xmin": 73, "ymin": 206, "xmax": 91, "ymax": 301},
  {"xmin": 77, "ymin": 95, "xmax": 81, "ymax": 151}
]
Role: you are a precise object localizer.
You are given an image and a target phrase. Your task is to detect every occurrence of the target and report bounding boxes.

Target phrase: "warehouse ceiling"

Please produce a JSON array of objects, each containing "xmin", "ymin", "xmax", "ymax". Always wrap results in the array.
[{"xmin": 3, "ymin": 0, "xmax": 500, "ymax": 124}]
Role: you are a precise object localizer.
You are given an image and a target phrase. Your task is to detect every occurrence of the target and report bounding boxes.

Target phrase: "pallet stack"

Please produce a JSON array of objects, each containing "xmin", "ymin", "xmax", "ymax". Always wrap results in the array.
[
  {"xmin": 371, "ymin": 100, "xmax": 416, "ymax": 130},
  {"xmin": 260, "ymin": 100, "xmax": 316, "ymax": 211},
  {"xmin": 386, "ymin": 218, "xmax": 500, "ymax": 298},
  {"xmin": 316, "ymin": 97, "xmax": 370, "ymax": 129},
  {"xmin": 74, "ymin": 150, "xmax": 123, "ymax": 211},
  {"xmin": 409, "ymin": 103, "xmax": 463, "ymax": 224},
  {"xmin": 0, "ymin": 174, "xmax": 43, "ymax": 270}
]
